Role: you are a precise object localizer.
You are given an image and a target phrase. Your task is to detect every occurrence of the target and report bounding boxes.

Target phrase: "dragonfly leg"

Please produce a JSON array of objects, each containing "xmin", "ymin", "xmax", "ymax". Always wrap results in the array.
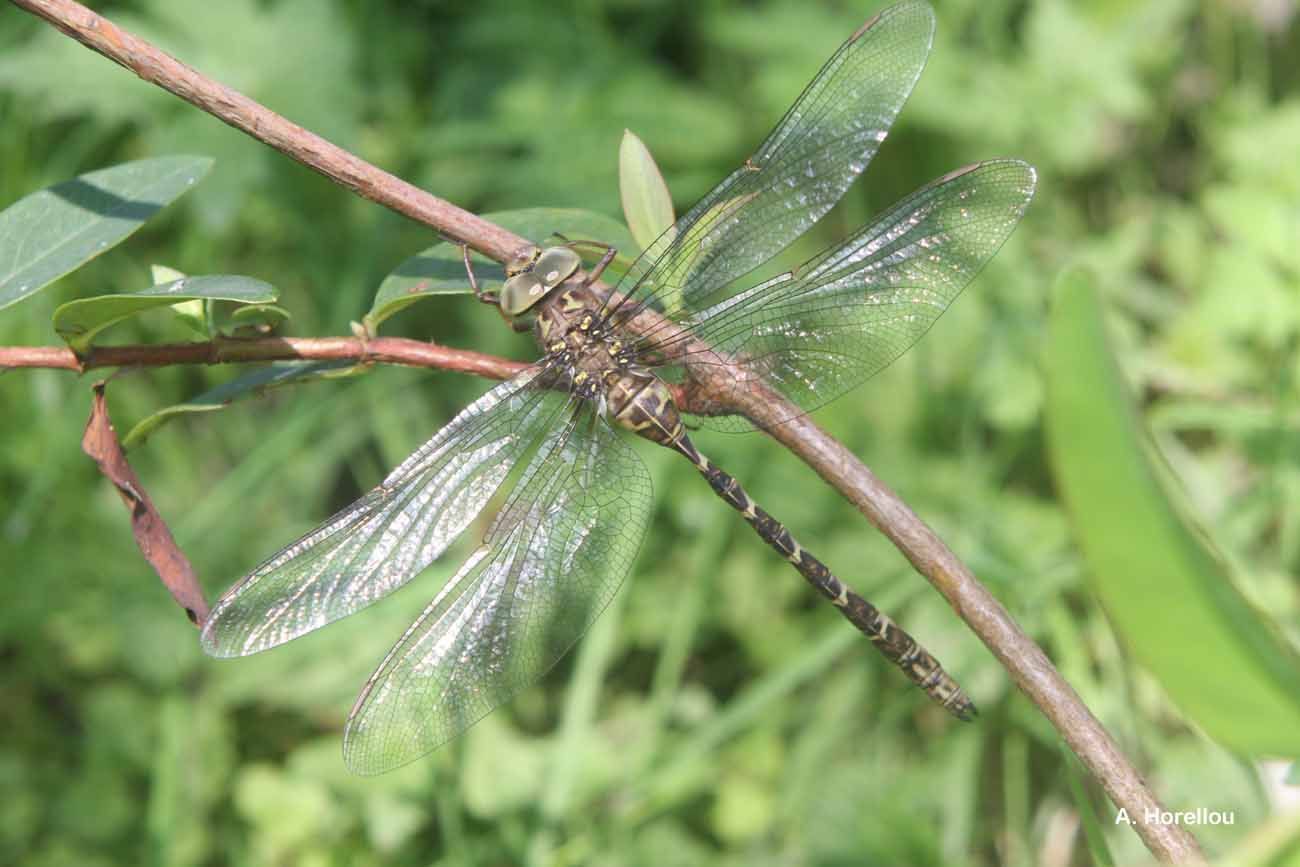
[
  {"xmin": 669, "ymin": 434, "xmax": 977, "ymax": 721},
  {"xmin": 582, "ymin": 244, "xmax": 618, "ymax": 286},
  {"xmin": 442, "ymin": 234, "xmax": 501, "ymax": 307},
  {"xmin": 443, "ymin": 235, "xmax": 533, "ymax": 331}
]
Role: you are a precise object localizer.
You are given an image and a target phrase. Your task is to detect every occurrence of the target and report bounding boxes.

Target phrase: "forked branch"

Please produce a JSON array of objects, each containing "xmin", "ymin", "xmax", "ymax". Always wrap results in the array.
[{"xmin": 6, "ymin": 0, "xmax": 1203, "ymax": 861}]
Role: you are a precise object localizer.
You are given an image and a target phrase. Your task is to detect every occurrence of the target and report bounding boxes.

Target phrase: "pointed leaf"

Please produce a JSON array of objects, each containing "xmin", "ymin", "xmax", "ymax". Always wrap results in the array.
[
  {"xmin": 619, "ymin": 130, "xmax": 676, "ymax": 251},
  {"xmin": 365, "ymin": 208, "xmax": 637, "ymax": 331},
  {"xmin": 122, "ymin": 361, "xmax": 359, "ymax": 449},
  {"xmin": 53, "ymin": 275, "xmax": 277, "ymax": 352},
  {"xmin": 1045, "ymin": 266, "xmax": 1300, "ymax": 758},
  {"xmin": 0, "ymin": 156, "xmax": 213, "ymax": 311}
]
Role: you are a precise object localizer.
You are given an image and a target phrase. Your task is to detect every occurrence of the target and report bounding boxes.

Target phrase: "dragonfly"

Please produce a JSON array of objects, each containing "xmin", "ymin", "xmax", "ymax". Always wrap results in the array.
[{"xmin": 201, "ymin": 0, "xmax": 1035, "ymax": 775}]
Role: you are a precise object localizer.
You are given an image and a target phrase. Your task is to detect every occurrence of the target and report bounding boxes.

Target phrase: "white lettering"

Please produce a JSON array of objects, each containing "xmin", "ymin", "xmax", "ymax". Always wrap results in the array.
[{"xmin": 1140, "ymin": 807, "xmax": 1235, "ymax": 826}]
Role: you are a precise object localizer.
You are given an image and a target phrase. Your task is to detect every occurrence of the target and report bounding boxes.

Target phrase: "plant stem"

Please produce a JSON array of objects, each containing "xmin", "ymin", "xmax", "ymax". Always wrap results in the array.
[{"xmin": 0, "ymin": 336, "xmax": 525, "ymax": 379}]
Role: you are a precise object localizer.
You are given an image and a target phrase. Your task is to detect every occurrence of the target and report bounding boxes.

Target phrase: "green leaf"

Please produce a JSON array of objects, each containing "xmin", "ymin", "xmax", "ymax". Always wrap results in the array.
[
  {"xmin": 52, "ymin": 275, "xmax": 277, "ymax": 352},
  {"xmin": 146, "ymin": 264, "xmax": 288, "ymax": 339},
  {"xmin": 365, "ymin": 208, "xmax": 637, "ymax": 332},
  {"xmin": 619, "ymin": 129, "xmax": 676, "ymax": 251},
  {"xmin": 122, "ymin": 361, "xmax": 358, "ymax": 449},
  {"xmin": 213, "ymin": 303, "xmax": 291, "ymax": 338},
  {"xmin": 1045, "ymin": 266, "xmax": 1300, "ymax": 758},
  {"xmin": 0, "ymin": 156, "xmax": 213, "ymax": 311}
]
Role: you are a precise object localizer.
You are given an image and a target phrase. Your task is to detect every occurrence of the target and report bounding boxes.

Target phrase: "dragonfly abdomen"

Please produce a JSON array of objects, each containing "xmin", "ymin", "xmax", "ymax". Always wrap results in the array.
[{"xmin": 672, "ymin": 433, "xmax": 977, "ymax": 721}]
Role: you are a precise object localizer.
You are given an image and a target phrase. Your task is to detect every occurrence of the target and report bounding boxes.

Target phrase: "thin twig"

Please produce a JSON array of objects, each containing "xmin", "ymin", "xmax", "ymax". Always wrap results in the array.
[
  {"xmin": 0, "ymin": 337, "xmax": 700, "ymax": 404},
  {"xmin": 7, "ymin": 0, "xmax": 1204, "ymax": 861},
  {"xmin": 0, "ymin": 336, "xmax": 527, "ymax": 380}
]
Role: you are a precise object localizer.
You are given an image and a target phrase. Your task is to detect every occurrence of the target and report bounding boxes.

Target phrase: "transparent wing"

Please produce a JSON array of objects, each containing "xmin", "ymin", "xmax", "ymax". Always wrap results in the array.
[
  {"xmin": 608, "ymin": 0, "xmax": 935, "ymax": 323},
  {"xmin": 342, "ymin": 408, "xmax": 652, "ymax": 775},
  {"xmin": 663, "ymin": 161, "xmax": 1037, "ymax": 429},
  {"xmin": 200, "ymin": 367, "xmax": 569, "ymax": 657}
]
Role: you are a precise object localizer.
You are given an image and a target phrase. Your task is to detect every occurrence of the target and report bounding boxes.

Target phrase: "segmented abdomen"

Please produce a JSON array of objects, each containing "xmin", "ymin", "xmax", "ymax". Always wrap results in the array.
[{"xmin": 671, "ymin": 433, "xmax": 976, "ymax": 720}]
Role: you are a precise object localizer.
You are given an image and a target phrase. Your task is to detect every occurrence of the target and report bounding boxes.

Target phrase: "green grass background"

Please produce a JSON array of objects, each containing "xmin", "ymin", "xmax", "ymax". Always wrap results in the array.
[{"xmin": 2, "ymin": 0, "xmax": 1299, "ymax": 864}]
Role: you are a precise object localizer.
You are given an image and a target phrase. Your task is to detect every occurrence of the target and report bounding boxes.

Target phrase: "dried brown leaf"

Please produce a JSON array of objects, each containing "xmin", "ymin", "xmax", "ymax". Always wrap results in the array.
[{"xmin": 81, "ymin": 382, "xmax": 210, "ymax": 624}]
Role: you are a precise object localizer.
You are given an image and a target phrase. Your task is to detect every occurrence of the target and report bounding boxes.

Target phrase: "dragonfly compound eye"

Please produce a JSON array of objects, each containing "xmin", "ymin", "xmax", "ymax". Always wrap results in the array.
[
  {"xmin": 501, "ymin": 272, "xmax": 546, "ymax": 316},
  {"xmin": 500, "ymin": 246, "xmax": 583, "ymax": 316},
  {"xmin": 533, "ymin": 247, "xmax": 581, "ymax": 288}
]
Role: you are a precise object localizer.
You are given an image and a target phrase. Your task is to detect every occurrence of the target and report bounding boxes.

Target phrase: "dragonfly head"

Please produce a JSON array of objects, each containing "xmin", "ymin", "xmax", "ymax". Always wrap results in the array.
[{"xmin": 500, "ymin": 245, "xmax": 582, "ymax": 317}]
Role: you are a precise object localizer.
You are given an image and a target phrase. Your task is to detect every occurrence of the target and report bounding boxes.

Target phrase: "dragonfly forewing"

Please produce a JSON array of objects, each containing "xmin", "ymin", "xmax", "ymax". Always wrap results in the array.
[
  {"xmin": 201, "ymin": 368, "xmax": 568, "ymax": 657},
  {"xmin": 342, "ymin": 409, "xmax": 652, "ymax": 775},
  {"xmin": 614, "ymin": 0, "xmax": 936, "ymax": 325}
]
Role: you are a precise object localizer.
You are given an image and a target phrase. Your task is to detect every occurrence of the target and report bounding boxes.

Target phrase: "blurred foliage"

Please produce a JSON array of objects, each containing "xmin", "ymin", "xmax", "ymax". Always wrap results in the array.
[
  {"xmin": 1, "ymin": 0, "xmax": 1299, "ymax": 865},
  {"xmin": 1047, "ymin": 267, "xmax": 1300, "ymax": 759}
]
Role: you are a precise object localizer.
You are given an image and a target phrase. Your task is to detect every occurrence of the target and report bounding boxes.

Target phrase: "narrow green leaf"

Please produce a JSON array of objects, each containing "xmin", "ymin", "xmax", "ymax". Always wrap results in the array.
[
  {"xmin": 0, "ymin": 156, "xmax": 213, "ymax": 311},
  {"xmin": 122, "ymin": 361, "xmax": 358, "ymax": 449},
  {"xmin": 1045, "ymin": 266, "xmax": 1300, "ymax": 758},
  {"xmin": 365, "ymin": 208, "xmax": 637, "ymax": 331},
  {"xmin": 619, "ymin": 129, "xmax": 676, "ymax": 251},
  {"xmin": 52, "ymin": 275, "xmax": 277, "ymax": 352}
]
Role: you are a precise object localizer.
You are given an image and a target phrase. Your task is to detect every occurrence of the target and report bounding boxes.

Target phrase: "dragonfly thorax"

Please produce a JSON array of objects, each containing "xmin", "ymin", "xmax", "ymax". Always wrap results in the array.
[{"xmin": 534, "ymin": 285, "xmax": 686, "ymax": 447}]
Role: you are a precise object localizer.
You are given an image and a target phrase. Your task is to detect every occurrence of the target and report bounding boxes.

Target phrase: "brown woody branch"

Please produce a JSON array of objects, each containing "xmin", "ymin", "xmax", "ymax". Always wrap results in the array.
[
  {"xmin": 0, "ymin": 337, "xmax": 527, "ymax": 380},
  {"xmin": 7, "ymin": 0, "xmax": 1203, "ymax": 862}
]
